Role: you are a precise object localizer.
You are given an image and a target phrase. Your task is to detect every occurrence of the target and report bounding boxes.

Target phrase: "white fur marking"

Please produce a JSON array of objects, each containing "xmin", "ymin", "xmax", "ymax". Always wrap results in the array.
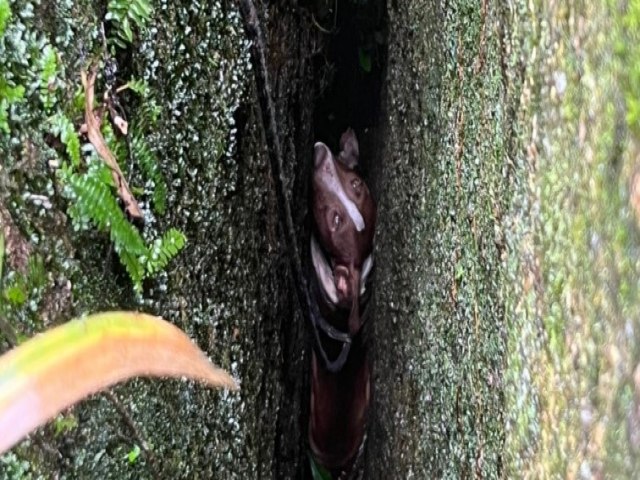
[
  {"xmin": 360, "ymin": 254, "xmax": 373, "ymax": 295},
  {"xmin": 315, "ymin": 143, "xmax": 365, "ymax": 232},
  {"xmin": 310, "ymin": 236, "xmax": 339, "ymax": 304}
]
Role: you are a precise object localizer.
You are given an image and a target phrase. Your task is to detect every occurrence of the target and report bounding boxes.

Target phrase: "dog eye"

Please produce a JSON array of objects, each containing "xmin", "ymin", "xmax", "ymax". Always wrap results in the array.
[
  {"xmin": 351, "ymin": 178, "xmax": 362, "ymax": 194},
  {"xmin": 329, "ymin": 212, "xmax": 342, "ymax": 232}
]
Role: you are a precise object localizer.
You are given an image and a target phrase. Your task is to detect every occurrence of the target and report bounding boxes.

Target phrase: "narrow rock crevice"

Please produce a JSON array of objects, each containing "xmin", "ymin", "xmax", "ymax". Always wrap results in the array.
[{"xmin": 307, "ymin": 1, "xmax": 389, "ymax": 477}]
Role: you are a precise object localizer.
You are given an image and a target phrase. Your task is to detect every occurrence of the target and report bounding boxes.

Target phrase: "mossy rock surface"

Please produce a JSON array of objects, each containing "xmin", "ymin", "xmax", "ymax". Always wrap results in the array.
[{"xmin": 3, "ymin": 0, "xmax": 640, "ymax": 478}]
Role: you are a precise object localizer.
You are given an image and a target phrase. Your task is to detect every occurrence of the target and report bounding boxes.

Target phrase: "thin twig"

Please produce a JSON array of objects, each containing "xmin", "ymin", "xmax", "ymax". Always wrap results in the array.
[
  {"xmin": 240, "ymin": 1, "xmax": 331, "ymax": 337},
  {"xmin": 0, "ymin": 317, "xmax": 18, "ymax": 348},
  {"xmin": 33, "ymin": 435, "xmax": 63, "ymax": 460},
  {"xmin": 311, "ymin": 0, "xmax": 339, "ymax": 34},
  {"xmin": 0, "ymin": 232, "xmax": 4, "ymax": 284},
  {"xmin": 104, "ymin": 390, "xmax": 158, "ymax": 468}
]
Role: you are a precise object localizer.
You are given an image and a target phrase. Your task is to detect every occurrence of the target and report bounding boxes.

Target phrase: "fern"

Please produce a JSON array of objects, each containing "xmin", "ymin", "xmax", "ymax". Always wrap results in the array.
[
  {"xmin": 135, "ymin": 99, "xmax": 161, "ymax": 132},
  {"xmin": 49, "ymin": 113, "xmax": 81, "ymax": 167},
  {"xmin": 122, "ymin": 78, "xmax": 159, "ymax": 131},
  {"xmin": 146, "ymin": 229, "xmax": 186, "ymax": 275},
  {"xmin": 106, "ymin": 0, "xmax": 153, "ymax": 49},
  {"xmin": 59, "ymin": 163, "xmax": 150, "ymax": 290},
  {"xmin": 59, "ymin": 161, "xmax": 185, "ymax": 292},
  {"xmin": 100, "ymin": 116, "xmax": 167, "ymax": 214},
  {"xmin": 117, "ymin": 247, "xmax": 145, "ymax": 290},
  {"xmin": 101, "ymin": 121, "xmax": 128, "ymax": 171},
  {"xmin": 42, "ymin": 33, "xmax": 185, "ymax": 292},
  {"xmin": 39, "ymin": 44, "xmax": 58, "ymax": 111},
  {"xmin": 130, "ymin": 133, "xmax": 167, "ymax": 214},
  {"xmin": 51, "ymin": 91, "xmax": 181, "ymax": 291},
  {"xmin": 122, "ymin": 78, "xmax": 150, "ymax": 97},
  {"xmin": 118, "ymin": 77, "xmax": 167, "ymax": 214},
  {"xmin": 62, "ymin": 165, "xmax": 145, "ymax": 251}
]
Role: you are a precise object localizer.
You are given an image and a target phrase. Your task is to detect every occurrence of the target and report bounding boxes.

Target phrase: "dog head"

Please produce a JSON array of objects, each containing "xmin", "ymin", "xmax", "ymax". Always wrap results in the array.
[{"xmin": 311, "ymin": 129, "xmax": 376, "ymax": 335}]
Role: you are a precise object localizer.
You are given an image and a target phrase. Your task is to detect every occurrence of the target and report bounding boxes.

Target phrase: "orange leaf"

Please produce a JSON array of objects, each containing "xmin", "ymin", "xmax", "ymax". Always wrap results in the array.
[{"xmin": 0, "ymin": 311, "xmax": 238, "ymax": 453}]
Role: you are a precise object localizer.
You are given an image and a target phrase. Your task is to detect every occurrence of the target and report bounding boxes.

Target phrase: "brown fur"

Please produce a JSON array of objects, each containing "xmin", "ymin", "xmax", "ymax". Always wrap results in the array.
[
  {"xmin": 311, "ymin": 133, "xmax": 376, "ymax": 334},
  {"xmin": 309, "ymin": 130, "xmax": 376, "ymax": 473}
]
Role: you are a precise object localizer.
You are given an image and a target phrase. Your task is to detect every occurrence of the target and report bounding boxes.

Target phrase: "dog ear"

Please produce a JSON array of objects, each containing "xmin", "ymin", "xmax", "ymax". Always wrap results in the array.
[
  {"xmin": 338, "ymin": 128, "xmax": 359, "ymax": 169},
  {"xmin": 314, "ymin": 142, "xmax": 332, "ymax": 167}
]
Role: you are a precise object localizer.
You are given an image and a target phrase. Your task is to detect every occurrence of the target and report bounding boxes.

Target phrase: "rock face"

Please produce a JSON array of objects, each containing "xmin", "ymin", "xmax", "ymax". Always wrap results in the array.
[
  {"xmin": 366, "ymin": 1, "xmax": 525, "ymax": 477},
  {"xmin": 1, "ymin": 0, "xmax": 528, "ymax": 478},
  {"xmin": 0, "ymin": 0, "xmax": 313, "ymax": 477}
]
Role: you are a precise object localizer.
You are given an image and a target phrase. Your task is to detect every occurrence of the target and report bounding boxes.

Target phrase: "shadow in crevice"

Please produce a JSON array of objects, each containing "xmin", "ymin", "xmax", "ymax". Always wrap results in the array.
[{"xmin": 312, "ymin": 0, "xmax": 388, "ymax": 180}]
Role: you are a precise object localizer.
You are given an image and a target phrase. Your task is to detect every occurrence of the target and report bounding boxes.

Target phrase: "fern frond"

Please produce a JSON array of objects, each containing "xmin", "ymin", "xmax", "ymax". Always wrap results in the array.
[
  {"xmin": 146, "ymin": 228, "xmax": 186, "ymax": 275},
  {"xmin": 39, "ymin": 44, "xmax": 58, "ymax": 111},
  {"xmin": 61, "ymin": 163, "xmax": 146, "ymax": 259},
  {"xmin": 106, "ymin": 0, "xmax": 153, "ymax": 48},
  {"xmin": 130, "ymin": 133, "xmax": 166, "ymax": 214},
  {"xmin": 133, "ymin": 96, "xmax": 160, "ymax": 133},
  {"xmin": 52, "ymin": 62, "xmax": 186, "ymax": 293},
  {"xmin": 117, "ymin": 247, "xmax": 145, "ymax": 291},
  {"xmin": 49, "ymin": 113, "xmax": 80, "ymax": 167},
  {"xmin": 123, "ymin": 78, "xmax": 149, "ymax": 97}
]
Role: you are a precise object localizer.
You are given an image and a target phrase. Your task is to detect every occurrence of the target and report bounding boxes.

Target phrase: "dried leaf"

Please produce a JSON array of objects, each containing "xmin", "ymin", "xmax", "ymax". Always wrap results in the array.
[
  {"xmin": 114, "ymin": 115, "xmax": 128, "ymax": 135},
  {"xmin": 0, "ymin": 311, "xmax": 238, "ymax": 453},
  {"xmin": 81, "ymin": 69, "xmax": 142, "ymax": 219}
]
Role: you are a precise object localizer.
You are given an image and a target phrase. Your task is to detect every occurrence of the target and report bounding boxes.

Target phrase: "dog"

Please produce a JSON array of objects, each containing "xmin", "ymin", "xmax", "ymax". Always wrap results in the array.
[{"xmin": 308, "ymin": 129, "xmax": 376, "ymax": 475}]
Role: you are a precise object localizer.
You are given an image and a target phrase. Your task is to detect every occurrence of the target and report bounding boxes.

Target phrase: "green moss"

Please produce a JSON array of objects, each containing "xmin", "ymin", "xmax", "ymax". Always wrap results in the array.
[
  {"xmin": 0, "ymin": 452, "xmax": 34, "ymax": 480},
  {"xmin": 1, "ymin": 0, "xmax": 257, "ymax": 475},
  {"xmin": 618, "ymin": 0, "xmax": 640, "ymax": 134},
  {"xmin": 0, "ymin": 0, "xmax": 208, "ymax": 474},
  {"xmin": 369, "ymin": 0, "xmax": 526, "ymax": 476},
  {"xmin": 503, "ymin": 0, "xmax": 640, "ymax": 476},
  {"xmin": 1, "ymin": 0, "xmax": 185, "ymax": 295},
  {"xmin": 0, "ymin": 0, "xmax": 11, "ymax": 35}
]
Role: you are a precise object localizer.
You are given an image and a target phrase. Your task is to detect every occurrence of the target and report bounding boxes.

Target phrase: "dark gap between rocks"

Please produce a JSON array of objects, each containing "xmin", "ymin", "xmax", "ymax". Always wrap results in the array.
[{"xmin": 313, "ymin": 0, "xmax": 388, "ymax": 179}]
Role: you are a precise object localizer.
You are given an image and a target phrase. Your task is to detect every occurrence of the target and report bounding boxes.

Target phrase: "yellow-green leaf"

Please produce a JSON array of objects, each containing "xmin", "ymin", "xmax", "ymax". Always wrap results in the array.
[{"xmin": 0, "ymin": 311, "xmax": 237, "ymax": 453}]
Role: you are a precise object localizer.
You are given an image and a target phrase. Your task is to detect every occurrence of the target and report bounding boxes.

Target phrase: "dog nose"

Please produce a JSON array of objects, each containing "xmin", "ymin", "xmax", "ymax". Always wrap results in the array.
[
  {"xmin": 334, "ymin": 265, "xmax": 350, "ymax": 299},
  {"xmin": 314, "ymin": 142, "xmax": 330, "ymax": 168}
]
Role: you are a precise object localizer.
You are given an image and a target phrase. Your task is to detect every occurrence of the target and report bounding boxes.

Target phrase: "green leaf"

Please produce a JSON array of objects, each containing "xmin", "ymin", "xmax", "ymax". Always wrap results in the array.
[
  {"xmin": 126, "ymin": 444, "xmax": 141, "ymax": 463},
  {"xmin": 358, "ymin": 47, "xmax": 372, "ymax": 73},
  {"xmin": 107, "ymin": 0, "xmax": 153, "ymax": 48},
  {"xmin": 131, "ymin": 133, "xmax": 167, "ymax": 214},
  {"xmin": 121, "ymin": 17, "xmax": 133, "ymax": 43},
  {"xmin": 50, "ymin": 113, "xmax": 81, "ymax": 167},
  {"xmin": 0, "ymin": 0, "xmax": 11, "ymax": 37},
  {"xmin": 308, "ymin": 452, "xmax": 332, "ymax": 480},
  {"xmin": 3, "ymin": 285, "xmax": 26, "ymax": 306},
  {"xmin": 124, "ymin": 78, "xmax": 149, "ymax": 96},
  {"xmin": 146, "ymin": 229, "xmax": 186, "ymax": 275}
]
